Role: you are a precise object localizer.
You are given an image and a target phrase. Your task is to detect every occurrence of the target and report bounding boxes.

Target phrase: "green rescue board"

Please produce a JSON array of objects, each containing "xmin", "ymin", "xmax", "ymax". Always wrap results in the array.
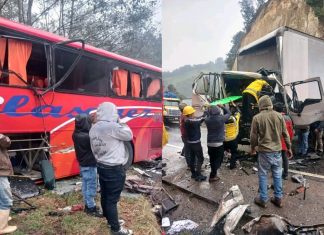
[{"xmin": 210, "ymin": 96, "xmax": 242, "ymax": 105}]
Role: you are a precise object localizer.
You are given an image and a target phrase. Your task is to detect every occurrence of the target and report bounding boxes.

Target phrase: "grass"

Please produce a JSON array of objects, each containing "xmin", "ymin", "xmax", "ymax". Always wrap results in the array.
[{"xmin": 10, "ymin": 191, "xmax": 160, "ymax": 235}]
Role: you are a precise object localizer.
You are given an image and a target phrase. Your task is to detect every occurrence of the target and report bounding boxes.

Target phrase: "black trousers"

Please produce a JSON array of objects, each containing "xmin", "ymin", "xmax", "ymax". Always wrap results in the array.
[
  {"xmin": 98, "ymin": 165, "xmax": 126, "ymax": 232},
  {"xmin": 224, "ymin": 139, "xmax": 238, "ymax": 167},
  {"xmin": 181, "ymin": 136, "xmax": 191, "ymax": 167},
  {"xmin": 242, "ymin": 93, "xmax": 256, "ymax": 123},
  {"xmin": 281, "ymin": 150, "xmax": 289, "ymax": 177},
  {"xmin": 188, "ymin": 142, "xmax": 204, "ymax": 175},
  {"xmin": 208, "ymin": 145, "xmax": 224, "ymax": 177}
]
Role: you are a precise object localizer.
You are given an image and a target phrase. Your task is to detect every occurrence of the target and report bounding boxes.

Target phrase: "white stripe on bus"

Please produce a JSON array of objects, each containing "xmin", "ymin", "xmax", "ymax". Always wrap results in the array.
[{"xmin": 50, "ymin": 106, "xmax": 162, "ymax": 134}]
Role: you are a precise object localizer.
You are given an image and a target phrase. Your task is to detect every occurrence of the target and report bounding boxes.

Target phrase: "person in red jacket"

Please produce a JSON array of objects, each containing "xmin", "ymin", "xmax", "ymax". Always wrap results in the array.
[{"xmin": 274, "ymin": 103, "xmax": 294, "ymax": 180}]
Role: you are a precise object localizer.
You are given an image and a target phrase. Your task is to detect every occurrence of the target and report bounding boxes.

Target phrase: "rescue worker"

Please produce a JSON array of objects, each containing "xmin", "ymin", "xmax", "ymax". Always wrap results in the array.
[
  {"xmin": 179, "ymin": 103, "xmax": 190, "ymax": 168},
  {"xmin": 183, "ymin": 106, "xmax": 206, "ymax": 181},
  {"xmin": 0, "ymin": 134, "xmax": 17, "ymax": 234},
  {"xmin": 205, "ymin": 104, "xmax": 231, "ymax": 182},
  {"xmin": 250, "ymin": 96, "xmax": 292, "ymax": 208},
  {"xmin": 224, "ymin": 105, "xmax": 241, "ymax": 169},
  {"xmin": 242, "ymin": 79, "xmax": 272, "ymax": 123}
]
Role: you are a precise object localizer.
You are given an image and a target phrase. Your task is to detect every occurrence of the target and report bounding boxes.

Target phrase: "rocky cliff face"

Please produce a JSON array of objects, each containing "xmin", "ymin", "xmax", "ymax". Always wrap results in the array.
[{"xmin": 240, "ymin": 0, "xmax": 324, "ymax": 47}]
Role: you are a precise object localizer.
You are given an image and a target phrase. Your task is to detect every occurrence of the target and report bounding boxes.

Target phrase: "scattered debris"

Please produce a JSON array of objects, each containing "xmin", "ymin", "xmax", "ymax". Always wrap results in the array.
[
  {"xmin": 242, "ymin": 214, "xmax": 290, "ymax": 234},
  {"xmin": 240, "ymin": 167, "xmax": 250, "ymax": 175},
  {"xmin": 125, "ymin": 180, "xmax": 158, "ymax": 194},
  {"xmin": 133, "ymin": 167, "xmax": 152, "ymax": 177},
  {"xmin": 162, "ymin": 217, "xmax": 171, "ymax": 227},
  {"xmin": 223, "ymin": 204, "xmax": 249, "ymax": 235},
  {"xmin": 167, "ymin": 219, "xmax": 199, "ymax": 235},
  {"xmin": 291, "ymin": 174, "xmax": 305, "ymax": 183},
  {"xmin": 9, "ymin": 176, "xmax": 40, "ymax": 199},
  {"xmin": 210, "ymin": 185, "xmax": 244, "ymax": 227},
  {"xmin": 242, "ymin": 214, "xmax": 324, "ymax": 234},
  {"xmin": 162, "ymin": 187, "xmax": 178, "ymax": 213},
  {"xmin": 252, "ymin": 167, "xmax": 258, "ymax": 173}
]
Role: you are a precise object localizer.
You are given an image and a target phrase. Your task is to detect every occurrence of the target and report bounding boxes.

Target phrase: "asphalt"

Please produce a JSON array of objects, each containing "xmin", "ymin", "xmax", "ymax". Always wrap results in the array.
[{"xmin": 162, "ymin": 124, "xmax": 324, "ymax": 232}]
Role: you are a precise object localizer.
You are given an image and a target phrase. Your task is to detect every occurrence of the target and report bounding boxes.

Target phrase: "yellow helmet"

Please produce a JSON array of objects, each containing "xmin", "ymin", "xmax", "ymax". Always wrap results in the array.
[{"xmin": 183, "ymin": 106, "xmax": 196, "ymax": 116}]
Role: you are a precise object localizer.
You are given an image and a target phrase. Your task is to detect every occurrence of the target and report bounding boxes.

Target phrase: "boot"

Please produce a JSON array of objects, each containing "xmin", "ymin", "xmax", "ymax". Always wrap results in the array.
[
  {"xmin": 271, "ymin": 197, "xmax": 283, "ymax": 208},
  {"xmin": 195, "ymin": 164, "xmax": 206, "ymax": 182},
  {"xmin": 0, "ymin": 210, "xmax": 17, "ymax": 234}
]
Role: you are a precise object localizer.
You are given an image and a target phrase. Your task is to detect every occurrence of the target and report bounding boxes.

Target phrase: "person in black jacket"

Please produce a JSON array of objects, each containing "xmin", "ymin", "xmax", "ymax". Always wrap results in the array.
[
  {"xmin": 72, "ymin": 113, "xmax": 100, "ymax": 216},
  {"xmin": 183, "ymin": 106, "xmax": 206, "ymax": 182},
  {"xmin": 205, "ymin": 105, "xmax": 230, "ymax": 182}
]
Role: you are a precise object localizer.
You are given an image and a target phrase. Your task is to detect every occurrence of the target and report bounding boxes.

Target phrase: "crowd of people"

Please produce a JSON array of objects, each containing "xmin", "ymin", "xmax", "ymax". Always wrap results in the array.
[
  {"xmin": 178, "ymin": 78, "xmax": 323, "ymax": 208},
  {"xmin": 0, "ymin": 102, "xmax": 133, "ymax": 235}
]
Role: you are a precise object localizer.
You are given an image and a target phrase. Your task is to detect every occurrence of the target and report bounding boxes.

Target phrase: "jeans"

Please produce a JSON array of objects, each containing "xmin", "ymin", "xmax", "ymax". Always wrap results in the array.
[
  {"xmin": 98, "ymin": 164, "xmax": 126, "ymax": 232},
  {"xmin": 188, "ymin": 142, "xmax": 204, "ymax": 175},
  {"xmin": 208, "ymin": 145, "xmax": 224, "ymax": 177},
  {"xmin": 80, "ymin": 166, "xmax": 97, "ymax": 208},
  {"xmin": 0, "ymin": 177, "xmax": 13, "ymax": 210},
  {"xmin": 297, "ymin": 129, "xmax": 309, "ymax": 155},
  {"xmin": 224, "ymin": 139, "xmax": 238, "ymax": 167},
  {"xmin": 258, "ymin": 152, "xmax": 282, "ymax": 201}
]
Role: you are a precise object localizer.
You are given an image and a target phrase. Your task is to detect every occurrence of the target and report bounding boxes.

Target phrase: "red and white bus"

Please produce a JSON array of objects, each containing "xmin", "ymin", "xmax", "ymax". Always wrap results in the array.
[{"xmin": 0, "ymin": 17, "xmax": 162, "ymax": 180}]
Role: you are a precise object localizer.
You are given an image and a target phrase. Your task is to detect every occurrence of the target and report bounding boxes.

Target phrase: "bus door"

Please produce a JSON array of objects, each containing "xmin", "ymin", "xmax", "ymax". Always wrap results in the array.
[{"xmin": 285, "ymin": 77, "xmax": 324, "ymax": 127}]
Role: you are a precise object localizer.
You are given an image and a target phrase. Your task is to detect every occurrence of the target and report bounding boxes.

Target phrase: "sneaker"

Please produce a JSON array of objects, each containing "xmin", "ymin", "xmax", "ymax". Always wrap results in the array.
[
  {"xmin": 84, "ymin": 206, "xmax": 103, "ymax": 217},
  {"xmin": 271, "ymin": 197, "xmax": 283, "ymax": 208},
  {"xmin": 229, "ymin": 164, "xmax": 237, "ymax": 170},
  {"xmin": 254, "ymin": 197, "xmax": 267, "ymax": 208},
  {"xmin": 111, "ymin": 226, "xmax": 133, "ymax": 235},
  {"xmin": 209, "ymin": 176, "xmax": 220, "ymax": 182},
  {"xmin": 282, "ymin": 175, "xmax": 288, "ymax": 180}
]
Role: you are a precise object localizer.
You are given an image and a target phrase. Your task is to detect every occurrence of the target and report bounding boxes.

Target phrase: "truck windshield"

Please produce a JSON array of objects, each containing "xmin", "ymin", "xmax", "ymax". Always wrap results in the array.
[{"xmin": 164, "ymin": 100, "xmax": 179, "ymax": 106}]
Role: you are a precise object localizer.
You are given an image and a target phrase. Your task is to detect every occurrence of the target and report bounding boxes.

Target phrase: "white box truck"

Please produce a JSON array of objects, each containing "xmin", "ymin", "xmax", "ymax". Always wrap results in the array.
[{"xmin": 192, "ymin": 27, "xmax": 324, "ymax": 141}]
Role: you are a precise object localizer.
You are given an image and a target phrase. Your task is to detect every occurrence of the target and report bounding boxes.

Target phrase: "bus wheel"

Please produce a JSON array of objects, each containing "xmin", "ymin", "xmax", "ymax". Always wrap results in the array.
[{"xmin": 124, "ymin": 141, "xmax": 134, "ymax": 170}]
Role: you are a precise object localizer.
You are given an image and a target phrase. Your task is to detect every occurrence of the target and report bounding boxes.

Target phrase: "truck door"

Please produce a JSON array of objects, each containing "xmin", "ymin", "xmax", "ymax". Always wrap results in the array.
[
  {"xmin": 285, "ymin": 77, "xmax": 324, "ymax": 127},
  {"xmin": 192, "ymin": 73, "xmax": 223, "ymax": 116}
]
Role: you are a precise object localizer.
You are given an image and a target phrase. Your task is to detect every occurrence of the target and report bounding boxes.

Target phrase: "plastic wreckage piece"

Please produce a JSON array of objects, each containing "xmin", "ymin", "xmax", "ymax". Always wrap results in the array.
[
  {"xmin": 242, "ymin": 214, "xmax": 290, "ymax": 234},
  {"xmin": 291, "ymin": 174, "xmax": 305, "ymax": 183},
  {"xmin": 223, "ymin": 204, "xmax": 249, "ymax": 235},
  {"xmin": 167, "ymin": 219, "xmax": 199, "ymax": 235},
  {"xmin": 210, "ymin": 185, "xmax": 244, "ymax": 227},
  {"xmin": 242, "ymin": 214, "xmax": 324, "ymax": 234}
]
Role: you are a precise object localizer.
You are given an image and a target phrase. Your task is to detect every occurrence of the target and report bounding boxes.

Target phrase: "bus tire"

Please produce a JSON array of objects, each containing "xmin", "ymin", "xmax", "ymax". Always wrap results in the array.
[{"xmin": 124, "ymin": 141, "xmax": 134, "ymax": 170}]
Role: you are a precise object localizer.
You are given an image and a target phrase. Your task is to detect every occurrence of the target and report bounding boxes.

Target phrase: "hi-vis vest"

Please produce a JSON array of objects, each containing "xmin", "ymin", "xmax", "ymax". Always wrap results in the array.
[
  {"xmin": 242, "ymin": 79, "xmax": 269, "ymax": 102},
  {"xmin": 225, "ymin": 112, "xmax": 240, "ymax": 142}
]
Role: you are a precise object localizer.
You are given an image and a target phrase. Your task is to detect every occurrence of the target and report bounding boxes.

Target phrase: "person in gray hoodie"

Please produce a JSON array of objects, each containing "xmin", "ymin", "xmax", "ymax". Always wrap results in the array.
[{"xmin": 89, "ymin": 102, "xmax": 133, "ymax": 235}]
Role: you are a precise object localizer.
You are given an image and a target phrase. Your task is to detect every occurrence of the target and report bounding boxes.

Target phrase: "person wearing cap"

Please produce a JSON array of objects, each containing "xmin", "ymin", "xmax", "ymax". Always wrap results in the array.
[
  {"xmin": 183, "ymin": 106, "xmax": 206, "ymax": 181},
  {"xmin": 242, "ymin": 79, "xmax": 272, "ymax": 123},
  {"xmin": 250, "ymin": 95, "xmax": 292, "ymax": 208},
  {"xmin": 205, "ymin": 104, "xmax": 231, "ymax": 182},
  {"xmin": 179, "ymin": 103, "xmax": 190, "ymax": 168}
]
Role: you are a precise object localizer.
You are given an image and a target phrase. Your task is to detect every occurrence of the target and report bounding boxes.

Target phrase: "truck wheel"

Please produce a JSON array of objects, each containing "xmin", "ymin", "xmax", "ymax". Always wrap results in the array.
[{"xmin": 124, "ymin": 142, "xmax": 134, "ymax": 170}]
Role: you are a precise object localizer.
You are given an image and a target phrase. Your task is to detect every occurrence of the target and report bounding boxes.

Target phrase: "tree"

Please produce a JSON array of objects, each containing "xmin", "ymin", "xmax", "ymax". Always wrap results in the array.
[
  {"xmin": 306, "ymin": 0, "xmax": 324, "ymax": 21},
  {"xmin": 225, "ymin": 31, "xmax": 244, "ymax": 69},
  {"xmin": 0, "ymin": 0, "xmax": 161, "ymax": 67},
  {"xmin": 239, "ymin": 0, "xmax": 255, "ymax": 30},
  {"xmin": 256, "ymin": 0, "xmax": 266, "ymax": 8}
]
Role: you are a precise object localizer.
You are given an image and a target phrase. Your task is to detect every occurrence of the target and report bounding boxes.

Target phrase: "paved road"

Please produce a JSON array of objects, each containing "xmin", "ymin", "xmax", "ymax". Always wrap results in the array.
[{"xmin": 163, "ymin": 123, "xmax": 324, "ymax": 228}]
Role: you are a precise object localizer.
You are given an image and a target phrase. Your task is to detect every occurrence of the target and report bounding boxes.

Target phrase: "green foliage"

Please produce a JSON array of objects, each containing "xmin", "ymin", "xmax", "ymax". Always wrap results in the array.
[
  {"xmin": 225, "ymin": 31, "xmax": 245, "ymax": 69},
  {"xmin": 239, "ymin": 0, "xmax": 255, "ymax": 30},
  {"xmin": 163, "ymin": 58, "xmax": 226, "ymax": 98},
  {"xmin": 306, "ymin": 0, "xmax": 324, "ymax": 21}
]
